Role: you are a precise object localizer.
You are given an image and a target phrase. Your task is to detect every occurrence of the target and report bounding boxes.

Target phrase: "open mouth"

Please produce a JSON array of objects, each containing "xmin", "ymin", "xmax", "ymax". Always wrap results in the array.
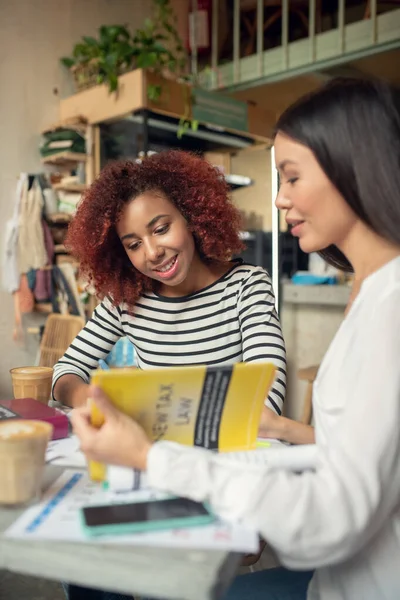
[
  {"xmin": 288, "ymin": 221, "xmax": 305, "ymax": 236},
  {"xmin": 154, "ymin": 255, "xmax": 178, "ymax": 278}
]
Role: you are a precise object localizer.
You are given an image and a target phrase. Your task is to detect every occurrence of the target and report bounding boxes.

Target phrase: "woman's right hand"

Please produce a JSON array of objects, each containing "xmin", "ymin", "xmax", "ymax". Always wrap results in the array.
[{"xmin": 71, "ymin": 385, "xmax": 151, "ymax": 471}]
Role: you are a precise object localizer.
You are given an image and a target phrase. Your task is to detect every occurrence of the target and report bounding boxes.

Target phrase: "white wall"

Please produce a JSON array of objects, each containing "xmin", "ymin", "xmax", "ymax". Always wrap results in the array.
[{"xmin": 0, "ymin": 0, "xmax": 152, "ymax": 397}]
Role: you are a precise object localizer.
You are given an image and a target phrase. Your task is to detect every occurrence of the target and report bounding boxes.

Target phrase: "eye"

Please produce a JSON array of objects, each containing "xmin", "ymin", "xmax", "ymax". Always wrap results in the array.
[
  {"xmin": 128, "ymin": 241, "xmax": 141, "ymax": 252},
  {"xmin": 154, "ymin": 224, "xmax": 170, "ymax": 235},
  {"xmin": 287, "ymin": 177, "xmax": 298, "ymax": 185}
]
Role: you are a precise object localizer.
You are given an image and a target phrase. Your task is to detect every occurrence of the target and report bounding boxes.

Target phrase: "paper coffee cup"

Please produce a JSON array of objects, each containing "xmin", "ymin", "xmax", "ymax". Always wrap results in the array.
[
  {"xmin": 0, "ymin": 419, "xmax": 53, "ymax": 507},
  {"xmin": 10, "ymin": 366, "xmax": 53, "ymax": 405}
]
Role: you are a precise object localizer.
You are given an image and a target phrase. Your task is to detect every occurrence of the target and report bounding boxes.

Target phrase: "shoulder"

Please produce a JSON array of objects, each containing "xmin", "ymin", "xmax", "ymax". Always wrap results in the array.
[
  {"xmin": 226, "ymin": 262, "xmax": 272, "ymax": 290},
  {"xmin": 100, "ymin": 295, "xmax": 124, "ymax": 318},
  {"xmin": 357, "ymin": 258, "xmax": 400, "ymax": 325}
]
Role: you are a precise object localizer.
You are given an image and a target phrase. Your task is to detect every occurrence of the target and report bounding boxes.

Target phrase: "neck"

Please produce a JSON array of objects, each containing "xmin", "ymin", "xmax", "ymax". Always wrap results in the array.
[{"xmin": 338, "ymin": 221, "xmax": 400, "ymax": 283}]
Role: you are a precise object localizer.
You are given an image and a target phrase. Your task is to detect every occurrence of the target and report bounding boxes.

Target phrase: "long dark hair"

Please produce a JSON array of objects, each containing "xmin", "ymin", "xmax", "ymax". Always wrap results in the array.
[{"xmin": 275, "ymin": 78, "xmax": 400, "ymax": 272}]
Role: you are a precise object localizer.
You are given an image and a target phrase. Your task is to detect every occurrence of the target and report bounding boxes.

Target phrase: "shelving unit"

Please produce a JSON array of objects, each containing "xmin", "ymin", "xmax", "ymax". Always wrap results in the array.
[
  {"xmin": 225, "ymin": 174, "xmax": 252, "ymax": 190},
  {"xmin": 53, "ymin": 183, "xmax": 87, "ymax": 193},
  {"xmin": 41, "ymin": 151, "xmax": 87, "ymax": 166},
  {"xmin": 59, "ymin": 69, "xmax": 275, "ymax": 141},
  {"xmin": 45, "ymin": 213, "xmax": 72, "ymax": 224},
  {"xmin": 36, "ymin": 69, "xmax": 274, "ymax": 322},
  {"xmin": 33, "ymin": 303, "xmax": 53, "ymax": 314}
]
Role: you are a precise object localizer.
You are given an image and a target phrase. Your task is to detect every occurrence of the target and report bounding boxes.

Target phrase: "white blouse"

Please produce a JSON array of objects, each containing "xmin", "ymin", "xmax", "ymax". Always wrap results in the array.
[{"xmin": 147, "ymin": 256, "xmax": 400, "ymax": 600}]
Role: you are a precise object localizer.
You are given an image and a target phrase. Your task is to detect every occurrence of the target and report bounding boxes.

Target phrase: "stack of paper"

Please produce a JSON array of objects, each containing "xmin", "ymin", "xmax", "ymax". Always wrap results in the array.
[{"xmin": 5, "ymin": 470, "xmax": 259, "ymax": 553}]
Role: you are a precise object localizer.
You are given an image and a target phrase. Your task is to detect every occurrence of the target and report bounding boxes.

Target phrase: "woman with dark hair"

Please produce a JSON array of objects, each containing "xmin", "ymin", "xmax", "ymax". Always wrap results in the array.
[{"xmin": 72, "ymin": 78, "xmax": 400, "ymax": 599}]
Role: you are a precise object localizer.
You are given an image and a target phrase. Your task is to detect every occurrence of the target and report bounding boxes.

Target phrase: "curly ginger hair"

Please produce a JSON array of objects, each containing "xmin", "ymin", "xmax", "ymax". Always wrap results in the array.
[{"xmin": 66, "ymin": 150, "xmax": 245, "ymax": 308}]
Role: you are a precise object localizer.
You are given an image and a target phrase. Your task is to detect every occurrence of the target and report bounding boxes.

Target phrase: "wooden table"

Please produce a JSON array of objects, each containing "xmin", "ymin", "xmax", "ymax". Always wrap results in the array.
[{"xmin": 0, "ymin": 466, "xmax": 241, "ymax": 600}]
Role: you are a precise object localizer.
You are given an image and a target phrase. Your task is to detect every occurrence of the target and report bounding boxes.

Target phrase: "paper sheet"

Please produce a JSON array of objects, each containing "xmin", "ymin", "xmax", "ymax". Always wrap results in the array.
[
  {"xmin": 46, "ymin": 435, "xmax": 86, "ymax": 467},
  {"xmin": 5, "ymin": 469, "xmax": 258, "ymax": 553}
]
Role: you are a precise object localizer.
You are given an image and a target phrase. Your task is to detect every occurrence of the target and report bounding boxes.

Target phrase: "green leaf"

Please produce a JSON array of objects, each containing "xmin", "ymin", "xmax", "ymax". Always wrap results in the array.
[
  {"xmin": 136, "ymin": 52, "xmax": 158, "ymax": 68},
  {"xmin": 107, "ymin": 72, "xmax": 119, "ymax": 93},
  {"xmin": 147, "ymin": 84, "xmax": 162, "ymax": 102},
  {"xmin": 105, "ymin": 51, "xmax": 119, "ymax": 68},
  {"xmin": 191, "ymin": 120, "xmax": 199, "ymax": 132},
  {"xmin": 60, "ymin": 57, "xmax": 75, "ymax": 68},
  {"xmin": 99, "ymin": 24, "xmax": 130, "ymax": 45},
  {"xmin": 82, "ymin": 36, "xmax": 98, "ymax": 47},
  {"xmin": 177, "ymin": 118, "xmax": 190, "ymax": 139},
  {"xmin": 152, "ymin": 41, "xmax": 168, "ymax": 53}
]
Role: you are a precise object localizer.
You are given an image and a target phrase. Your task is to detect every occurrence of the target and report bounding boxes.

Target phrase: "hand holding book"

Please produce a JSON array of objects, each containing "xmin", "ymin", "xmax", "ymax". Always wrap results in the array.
[
  {"xmin": 71, "ymin": 386, "xmax": 151, "ymax": 471},
  {"xmin": 72, "ymin": 363, "xmax": 277, "ymax": 481}
]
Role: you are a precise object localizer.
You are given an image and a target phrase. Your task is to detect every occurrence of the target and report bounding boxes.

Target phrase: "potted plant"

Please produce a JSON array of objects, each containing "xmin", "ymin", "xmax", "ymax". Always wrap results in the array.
[{"xmin": 60, "ymin": 0, "xmax": 187, "ymax": 96}]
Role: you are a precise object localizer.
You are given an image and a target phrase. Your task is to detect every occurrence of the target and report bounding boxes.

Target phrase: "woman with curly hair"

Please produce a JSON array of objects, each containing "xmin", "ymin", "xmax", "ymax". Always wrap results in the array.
[
  {"xmin": 53, "ymin": 150, "xmax": 311, "ymax": 445},
  {"xmin": 55, "ymin": 150, "xmax": 311, "ymax": 600}
]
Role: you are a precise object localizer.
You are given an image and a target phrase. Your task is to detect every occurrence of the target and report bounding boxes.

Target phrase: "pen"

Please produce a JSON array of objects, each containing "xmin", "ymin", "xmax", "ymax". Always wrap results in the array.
[{"xmin": 256, "ymin": 440, "xmax": 271, "ymax": 448}]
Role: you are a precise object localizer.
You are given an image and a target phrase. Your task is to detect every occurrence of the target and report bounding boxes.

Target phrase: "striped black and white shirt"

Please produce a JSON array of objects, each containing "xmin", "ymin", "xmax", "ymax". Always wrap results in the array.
[{"xmin": 53, "ymin": 261, "xmax": 286, "ymax": 413}]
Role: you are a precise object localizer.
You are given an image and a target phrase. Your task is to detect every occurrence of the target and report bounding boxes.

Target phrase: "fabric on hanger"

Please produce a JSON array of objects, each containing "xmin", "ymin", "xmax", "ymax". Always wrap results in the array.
[
  {"xmin": 34, "ymin": 220, "xmax": 55, "ymax": 302},
  {"xmin": 50, "ymin": 266, "xmax": 81, "ymax": 316},
  {"xmin": 2, "ymin": 173, "xmax": 27, "ymax": 294},
  {"xmin": 18, "ymin": 176, "xmax": 47, "ymax": 273}
]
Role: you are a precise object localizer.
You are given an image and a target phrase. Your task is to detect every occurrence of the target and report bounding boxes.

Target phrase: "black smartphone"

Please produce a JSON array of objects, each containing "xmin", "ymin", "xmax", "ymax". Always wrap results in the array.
[{"xmin": 80, "ymin": 496, "xmax": 215, "ymax": 537}]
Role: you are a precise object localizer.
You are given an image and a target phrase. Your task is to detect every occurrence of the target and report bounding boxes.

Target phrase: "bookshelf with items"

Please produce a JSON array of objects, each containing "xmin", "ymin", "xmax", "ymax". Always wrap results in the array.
[{"xmin": 36, "ymin": 118, "xmax": 97, "ymax": 319}]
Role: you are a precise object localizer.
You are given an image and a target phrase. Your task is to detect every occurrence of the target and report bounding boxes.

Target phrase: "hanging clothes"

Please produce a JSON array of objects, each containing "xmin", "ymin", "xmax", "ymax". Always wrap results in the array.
[
  {"xmin": 50, "ymin": 266, "xmax": 81, "ymax": 316},
  {"xmin": 34, "ymin": 220, "xmax": 55, "ymax": 302},
  {"xmin": 18, "ymin": 175, "xmax": 48, "ymax": 273},
  {"xmin": 2, "ymin": 173, "xmax": 27, "ymax": 294}
]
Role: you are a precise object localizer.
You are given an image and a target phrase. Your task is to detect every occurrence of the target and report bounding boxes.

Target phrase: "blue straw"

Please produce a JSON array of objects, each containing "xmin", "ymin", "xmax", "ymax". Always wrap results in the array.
[{"xmin": 98, "ymin": 359, "xmax": 110, "ymax": 370}]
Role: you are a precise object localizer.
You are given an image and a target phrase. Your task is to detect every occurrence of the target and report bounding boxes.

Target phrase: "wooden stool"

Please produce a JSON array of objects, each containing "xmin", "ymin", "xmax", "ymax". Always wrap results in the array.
[{"xmin": 298, "ymin": 365, "xmax": 319, "ymax": 425}]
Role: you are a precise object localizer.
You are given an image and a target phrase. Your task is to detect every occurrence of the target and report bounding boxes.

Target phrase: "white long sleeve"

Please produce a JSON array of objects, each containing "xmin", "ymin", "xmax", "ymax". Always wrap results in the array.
[{"xmin": 147, "ymin": 257, "xmax": 400, "ymax": 599}]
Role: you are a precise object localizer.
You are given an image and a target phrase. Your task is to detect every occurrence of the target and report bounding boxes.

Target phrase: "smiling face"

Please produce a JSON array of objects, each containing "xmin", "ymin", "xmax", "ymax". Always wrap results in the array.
[
  {"xmin": 274, "ymin": 132, "xmax": 357, "ymax": 254},
  {"xmin": 116, "ymin": 191, "xmax": 198, "ymax": 289}
]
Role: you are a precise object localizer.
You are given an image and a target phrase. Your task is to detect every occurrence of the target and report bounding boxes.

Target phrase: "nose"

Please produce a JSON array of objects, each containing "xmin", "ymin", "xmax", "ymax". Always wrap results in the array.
[
  {"xmin": 275, "ymin": 186, "xmax": 292, "ymax": 211},
  {"xmin": 143, "ymin": 238, "xmax": 164, "ymax": 262}
]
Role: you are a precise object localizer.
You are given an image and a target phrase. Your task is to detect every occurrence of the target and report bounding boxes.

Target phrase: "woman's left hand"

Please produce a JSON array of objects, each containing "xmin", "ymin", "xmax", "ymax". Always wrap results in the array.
[
  {"xmin": 71, "ymin": 385, "xmax": 151, "ymax": 471},
  {"xmin": 258, "ymin": 405, "xmax": 284, "ymax": 439}
]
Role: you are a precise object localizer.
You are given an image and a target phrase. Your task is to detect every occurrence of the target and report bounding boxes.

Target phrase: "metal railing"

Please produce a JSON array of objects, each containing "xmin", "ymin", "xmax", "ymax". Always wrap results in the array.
[{"xmin": 194, "ymin": 0, "xmax": 383, "ymax": 90}]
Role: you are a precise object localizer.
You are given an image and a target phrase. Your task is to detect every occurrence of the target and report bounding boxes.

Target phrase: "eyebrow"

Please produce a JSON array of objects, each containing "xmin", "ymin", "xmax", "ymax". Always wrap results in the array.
[
  {"xmin": 278, "ymin": 160, "xmax": 298, "ymax": 170},
  {"xmin": 120, "ymin": 214, "xmax": 169, "ymax": 242}
]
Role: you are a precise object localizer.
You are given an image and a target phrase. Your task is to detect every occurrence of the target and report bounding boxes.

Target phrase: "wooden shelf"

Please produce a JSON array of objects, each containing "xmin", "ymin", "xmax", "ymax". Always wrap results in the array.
[
  {"xmin": 41, "ymin": 152, "xmax": 87, "ymax": 166},
  {"xmin": 53, "ymin": 183, "xmax": 87, "ymax": 193},
  {"xmin": 41, "ymin": 117, "xmax": 87, "ymax": 136},
  {"xmin": 225, "ymin": 174, "xmax": 253, "ymax": 190},
  {"xmin": 46, "ymin": 213, "xmax": 72, "ymax": 224},
  {"xmin": 59, "ymin": 68, "xmax": 274, "ymax": 141}
]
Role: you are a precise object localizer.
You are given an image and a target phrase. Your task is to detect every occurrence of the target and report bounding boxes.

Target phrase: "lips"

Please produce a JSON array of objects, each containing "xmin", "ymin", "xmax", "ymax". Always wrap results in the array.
[
  {"xmin": 153, "ymin": 255, "xmax": 179, "ymax": 280},
  {"xmin": 287, "ymin": 220, "xmax": 305, "ymax": 236},
  {"xmin": 154, "ymin": 256, "xmax": 177, "ymax": 273}
]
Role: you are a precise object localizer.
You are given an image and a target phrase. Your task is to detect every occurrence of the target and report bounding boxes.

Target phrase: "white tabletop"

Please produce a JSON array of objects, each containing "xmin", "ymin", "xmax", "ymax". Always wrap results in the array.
[{"xmin": 0, "ymin": 466, "xmax": 241, "ymax": 600}]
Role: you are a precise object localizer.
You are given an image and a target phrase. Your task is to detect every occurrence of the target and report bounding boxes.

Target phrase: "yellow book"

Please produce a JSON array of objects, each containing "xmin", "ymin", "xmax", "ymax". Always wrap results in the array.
[{"xmin": 89, "ymin": 362, "xmax": 276, "ymax": 481}]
